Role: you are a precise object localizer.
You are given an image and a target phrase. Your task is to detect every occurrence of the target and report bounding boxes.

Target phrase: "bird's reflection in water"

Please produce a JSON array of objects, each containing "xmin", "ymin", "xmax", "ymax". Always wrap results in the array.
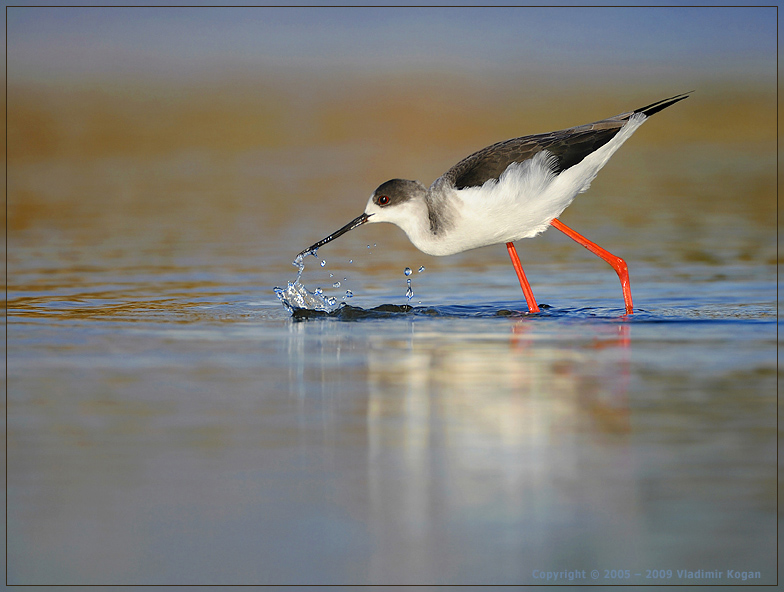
[{"xmin": 361, "ymin": 321, "xmax": 633, "ymax": 579}]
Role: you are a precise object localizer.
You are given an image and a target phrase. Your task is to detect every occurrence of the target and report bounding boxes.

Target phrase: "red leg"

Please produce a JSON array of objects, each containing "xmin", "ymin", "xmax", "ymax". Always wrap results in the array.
[
  {"xmin": 506, "ymin": 242, "xmax": 540, "ymax": 313},
  {"xmin": 550, "ymin": 218, "xmax": 633, "ymax": 315}
]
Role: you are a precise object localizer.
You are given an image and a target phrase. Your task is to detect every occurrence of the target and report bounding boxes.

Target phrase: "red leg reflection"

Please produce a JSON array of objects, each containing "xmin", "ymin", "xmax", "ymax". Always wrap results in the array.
[{"xmin": 550, "ymin": 218, "xmax": 633, "ymax": 315}]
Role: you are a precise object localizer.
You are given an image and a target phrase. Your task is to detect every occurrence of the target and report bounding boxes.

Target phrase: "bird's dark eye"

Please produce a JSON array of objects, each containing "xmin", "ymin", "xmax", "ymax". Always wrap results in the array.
[{"xmin": 378, "ymin": 195, "xmax": 390, "ymax": 206}]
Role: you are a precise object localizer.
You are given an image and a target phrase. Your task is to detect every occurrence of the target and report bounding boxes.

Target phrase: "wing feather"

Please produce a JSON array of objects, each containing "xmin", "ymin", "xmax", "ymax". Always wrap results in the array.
[
  {"xmin": 441, "ymin": 92, "xmax": 690, "ymax": 190},
  {"xmin": 443, "ymin": 121, "xmax": 626, "ymax": 190}
]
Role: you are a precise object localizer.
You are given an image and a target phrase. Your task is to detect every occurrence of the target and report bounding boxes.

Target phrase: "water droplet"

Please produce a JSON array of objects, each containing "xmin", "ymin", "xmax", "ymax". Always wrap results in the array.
[
  {"xmin": 327, "ymin": 296, "xmax": 337, "ymax": 306},
  {"xmin": 373, "ymin": 243, "xmax": 377, "ymax": 247},
  {"xmin": 367, "ymin": 245, "xmax": 371, "ymax": 249},
  {"xmin": 343, "ymin": 277, "xmax": 347, "ymax": 282},
  {"xmin": 344, "ymin": 290, "xmax": 353, "ymax": 298},
  {"xmin": 292, "ymin": 255, "xmax": 307, "ymax": 283},
  {"xmin": 418, "ymin": 266, "xmax": 425, "ymax": 273},
  {"xmin": 349, "ymin": 259, "xmax": 353, "ymax": 264},
  {"xmin": 333, "ymin": 281, "xmax": 341, "ymax": 288},
  {"xmin": 320, "ymin": 260, "xmax": 326, "ymax": 267},
  {"xmin": 404, "ymin": 267, "xmax": 412, "ymax": 276},
  {"xmin": 406, "ymin": 278, "xmax": 414, "ymax": 301},
  {"xmin": 314, "ymin": 287, "xmax": 323, "ymax": 295},
  {"xmin": 329, "ymin": 273, "xmax": 333, "ymax": 278}
]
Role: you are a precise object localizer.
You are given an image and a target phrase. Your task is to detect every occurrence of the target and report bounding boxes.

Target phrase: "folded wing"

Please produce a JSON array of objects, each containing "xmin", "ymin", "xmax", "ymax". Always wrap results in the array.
[{"xmin": 443, "ymin": 92, "xmax": 689, "ymax": 190}]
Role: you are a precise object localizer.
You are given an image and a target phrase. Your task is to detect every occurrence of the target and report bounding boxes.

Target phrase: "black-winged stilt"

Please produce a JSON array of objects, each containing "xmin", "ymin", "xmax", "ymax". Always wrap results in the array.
[{"xmin": 298, "ymin": 93, "xmax": 689, "ymax": 315}]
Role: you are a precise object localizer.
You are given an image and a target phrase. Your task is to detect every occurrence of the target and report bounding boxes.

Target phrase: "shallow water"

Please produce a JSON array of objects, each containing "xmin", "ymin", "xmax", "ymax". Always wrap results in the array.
[
  {"xmin": 7, "ymin": 80, "xmax": 778, "ymax": 585},
  {"xmin": 8, "ymin": 230, "xmax": 777, "ymax": 585}
]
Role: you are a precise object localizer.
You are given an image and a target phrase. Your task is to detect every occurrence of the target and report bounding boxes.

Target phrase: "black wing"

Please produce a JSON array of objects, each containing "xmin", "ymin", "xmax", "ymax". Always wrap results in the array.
[{"xmin": 442, "ymin": 93, "xmax": 689, "ymax": 190}]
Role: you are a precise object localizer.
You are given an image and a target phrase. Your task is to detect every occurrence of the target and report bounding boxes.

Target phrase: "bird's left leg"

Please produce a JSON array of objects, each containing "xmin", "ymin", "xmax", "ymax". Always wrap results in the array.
[
  {"xmin": 550, "ymin": 219, "xmax": 633, "ymax": 315},
  {"xmin": 506, "ymin": 242, "xmax": 540, "ymax": 313}
]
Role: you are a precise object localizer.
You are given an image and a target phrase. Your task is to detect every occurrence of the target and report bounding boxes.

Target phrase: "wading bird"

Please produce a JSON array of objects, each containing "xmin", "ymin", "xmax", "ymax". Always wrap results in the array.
[{"xmin": 298, "ymin": 93, "xmax": 689, "ymax": 314}]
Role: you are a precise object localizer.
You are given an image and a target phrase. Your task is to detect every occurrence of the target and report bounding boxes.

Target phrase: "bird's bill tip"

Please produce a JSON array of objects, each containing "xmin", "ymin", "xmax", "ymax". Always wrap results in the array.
[{"xmin": 297, "ymin": 213, "xmax": 372, "ymax": 259}]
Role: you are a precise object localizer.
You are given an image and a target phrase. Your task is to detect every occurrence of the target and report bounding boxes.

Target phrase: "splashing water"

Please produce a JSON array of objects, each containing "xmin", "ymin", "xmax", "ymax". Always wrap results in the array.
[
  {"xmin": 274, "ymin": 251, "xmax": 342, "ymax": 313},
  {"xmin": 275, "ymin": 251, "xmax": 418, "ymax": 314},
  {"xmin": 403, "ymin": 267, "xmax": 415, "ymax": 301}
]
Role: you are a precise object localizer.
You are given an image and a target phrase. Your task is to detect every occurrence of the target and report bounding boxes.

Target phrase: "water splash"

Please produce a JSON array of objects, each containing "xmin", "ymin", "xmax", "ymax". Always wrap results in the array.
[
  {"xmin": 403, "ymin": 267, "xmax": 415, "ymax": 301},
  {"xmin": 274, "ymin": 251, "xmax": 342, "ymax": 313},
  {"xmin": 294, "ymin": 252, "xmax": 308, "ymax": 282},
  {"xmin": 275, "ymin": 252, "xmax": 418, "ymax": 314}
]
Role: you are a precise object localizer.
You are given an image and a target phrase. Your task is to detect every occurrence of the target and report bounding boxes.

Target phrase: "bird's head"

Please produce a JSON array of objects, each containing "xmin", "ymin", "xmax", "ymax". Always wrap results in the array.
[
  {"xmin": 297, "ymin": 179, "xmax": 427, "ymax": 258},
  {"xmin": 363, "ymin": 179, "xmax": 427, "ymax": 224}
]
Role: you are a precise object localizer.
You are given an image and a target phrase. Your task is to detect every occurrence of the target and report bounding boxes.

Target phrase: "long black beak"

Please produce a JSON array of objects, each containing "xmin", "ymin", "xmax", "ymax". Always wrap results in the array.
[{"xmin": 297, "ymin": 213, "xmax": 372, "ymax": 258}]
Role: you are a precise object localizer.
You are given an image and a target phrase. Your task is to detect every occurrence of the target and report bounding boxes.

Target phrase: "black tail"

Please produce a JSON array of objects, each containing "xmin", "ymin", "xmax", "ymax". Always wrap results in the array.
[{"xmin": 634, "ymin": 92, "xmax": 691, "ymax": 117}]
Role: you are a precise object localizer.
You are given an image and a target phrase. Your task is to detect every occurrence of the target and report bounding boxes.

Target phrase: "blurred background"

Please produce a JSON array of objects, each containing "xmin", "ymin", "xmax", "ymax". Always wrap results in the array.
[
  {"xmin": 6, "ymin": 4, "xmax": 778, "ymax": 587},
  {"xmin": 7, "ymin": 5, "xmax": 776, "ymax": 272}
]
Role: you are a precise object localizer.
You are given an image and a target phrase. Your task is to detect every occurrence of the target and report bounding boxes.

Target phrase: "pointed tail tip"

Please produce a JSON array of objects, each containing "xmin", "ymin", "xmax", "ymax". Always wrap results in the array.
[{"xmin": 635, "ymin": 91, "xmax": 692, "ymax": 117}]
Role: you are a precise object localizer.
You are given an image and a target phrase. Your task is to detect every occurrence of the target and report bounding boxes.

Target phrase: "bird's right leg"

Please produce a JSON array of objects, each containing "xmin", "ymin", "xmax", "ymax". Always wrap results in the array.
[
  {"xmin": 550, "ymin": 219, "xmax": 633, "ymax": 315},
  {"xmin": 506, "ymin": 242, "xmax": 540, "ymax": 313}
]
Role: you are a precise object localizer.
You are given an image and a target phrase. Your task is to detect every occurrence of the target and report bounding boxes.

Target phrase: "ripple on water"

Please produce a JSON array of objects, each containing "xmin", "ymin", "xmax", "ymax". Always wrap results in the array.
[{"xmin": 280, "ymin": 299, "xmax": 775, "ymax": 324}]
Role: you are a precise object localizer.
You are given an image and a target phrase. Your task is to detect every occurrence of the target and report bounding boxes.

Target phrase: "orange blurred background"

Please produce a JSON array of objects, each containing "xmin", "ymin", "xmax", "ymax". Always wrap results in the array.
[{"xmin": 6, "ymin": 7, "xmax": 777, "ymax": 277}]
